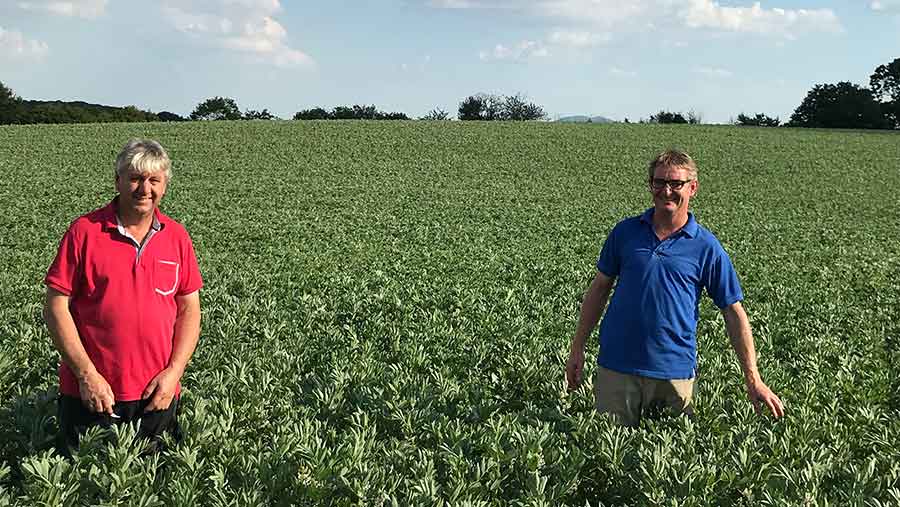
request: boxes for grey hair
[115,139,172,180]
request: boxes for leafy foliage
[243,109,279,121]
[293,105,409,121]
[157,111,186,122]
[458,93,543,121]
[869,57,900,129]
[0,122,898,505]
[502,94,547,121]
[788,82,888,129]
[649,111,688,124]
[190,97,242,121]
[294,107,330,120]
[0,83,158,124]
[735,113,780,127]
[420,108,450,121]
[0,82,21,125]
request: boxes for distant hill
[557,115,615,124]
[3,100,158,125]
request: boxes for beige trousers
[594,366,695,427]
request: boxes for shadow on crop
[884,327,900,412]
[0,386,59,488]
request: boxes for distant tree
[458,93,504,120]
[293,105,408,120]
[483,94,505,121]
[686,110,702,125]
[735,113,780,127]
[870,57,900,128]
[377,111,409,120]
[503,93,546,121]
[190,96,242,121]
[293,107,330,120]
[458,95,486,120]
[650,110,688,124]
[4,98,156,124]
[0,81,22,124]
[458,93,543,121]
[120,105,158,122]
[788,82,887,129]
[351,104,378,119]
[243,108,279,120]
[158,111,186,122]
[1,81,18,106]
[331,106,355,119]
[420,108,450,121]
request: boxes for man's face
[649,164,697,215]
[115,167,167,217]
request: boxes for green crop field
[0,121,898,506]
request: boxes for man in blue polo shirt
[566,149,784,426]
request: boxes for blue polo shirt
[596,208,743,380]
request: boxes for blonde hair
[648,149,697,180]
[115,139,171,180]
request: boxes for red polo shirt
[45,199,203,401]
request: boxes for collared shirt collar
[639,207,699,238]
[102,197,163,231]
[116,213,161,234]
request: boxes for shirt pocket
[154,260,180,296]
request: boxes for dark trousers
[57,394,182,456]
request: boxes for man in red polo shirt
[43,138,202,453]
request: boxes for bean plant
[0,121,898,505]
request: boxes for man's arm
[142,291,201,412]
[721,301,785,418]
[566,271,615,390]
[43,287,115,414]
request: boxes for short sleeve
[595,225,620,278]
[45,225,81,296]
[702,244,744,309]
[177,233,203,296]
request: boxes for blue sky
[1,0,899,122]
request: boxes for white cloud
[548,30,610,47]
[162,0,313,68]
[0,27,49,59]
[537,0,653,26]
[694,66,733,78]
[479,39,549,61]
[16,0,107,18]
[609,66,637,77]
[428,0,535,7]
[870,0,900,10]
[480,29,611,63]
[680,0,842,37]
[429,0,842,39]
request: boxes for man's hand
[746,379,785,419]
[567,272,614,391]
[720,302,785,419]
[566,346,586,390]
[142,367,182,412]
[78,370,115,415]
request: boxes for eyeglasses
[649,178,693,191]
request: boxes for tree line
[2,57,898,128]
[734,57,898,129]
[638,57,899,128]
